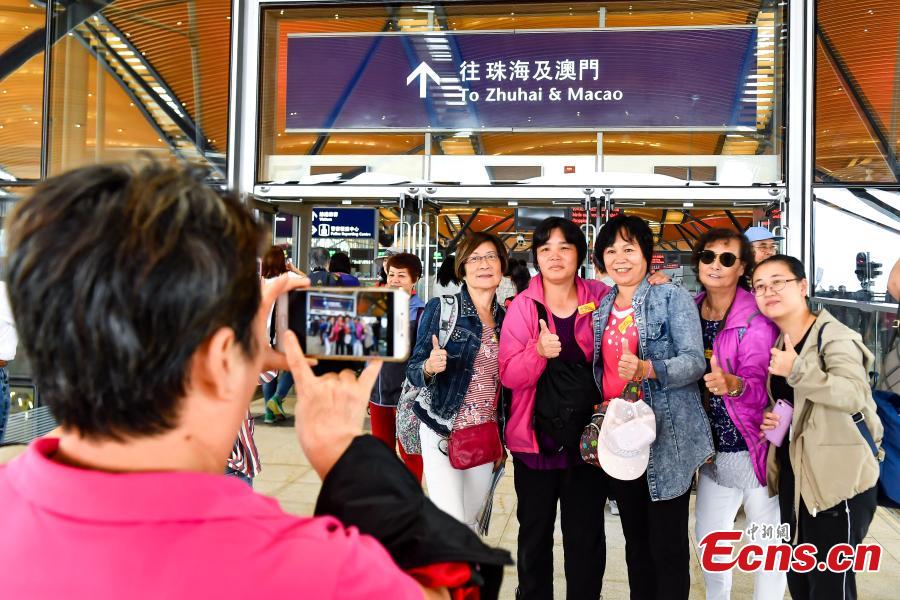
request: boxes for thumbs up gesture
[425,334,448,376]
[618,338,643,381]
[768,334,798,377]
[704,355,734,397]
[536,319,562,359]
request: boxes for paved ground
[3,393,899,599]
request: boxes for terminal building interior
[0,1,898,597]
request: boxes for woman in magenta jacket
[691,228,784,600]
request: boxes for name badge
[577,302,596,315]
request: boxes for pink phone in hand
[764,399,793,447]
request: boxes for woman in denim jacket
[591,215,713,600]
[407,232,507,528]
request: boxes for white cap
[598,398,657,480]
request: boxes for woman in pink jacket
[691,228,784,600]
[499,217,610,599]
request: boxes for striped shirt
[452,328,500,430]
[227,410,261,478]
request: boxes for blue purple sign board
[286,28,757,130]
[311,208,377,239]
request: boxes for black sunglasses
[699,250,738,268]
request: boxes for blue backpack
[818,323,900,507]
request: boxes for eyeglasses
[751,278,798,296]
[465,253,500,265]
[699,250,739,268]
[752,242,778,251]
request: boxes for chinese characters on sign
[311,208,377,239]
[286,29,757,130]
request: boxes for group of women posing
[396,215,882,600]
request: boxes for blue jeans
[262,371,294,402]
[224,466,253,487]
[0,368,9,444]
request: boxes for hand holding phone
[762,399,793,447]
[276,287,410,362]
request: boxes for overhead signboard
[311,208,377,239]
[286,28,757,131]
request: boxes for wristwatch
[727,377,745,397]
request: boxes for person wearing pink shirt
[0,161,510,600]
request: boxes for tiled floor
[247,396,900,599]
[3,394,899,599]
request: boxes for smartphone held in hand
[276,287,410,361]
[764,399,793,447]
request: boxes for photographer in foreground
[0,162,509,599]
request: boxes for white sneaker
[609,499,619,515]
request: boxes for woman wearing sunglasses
[407,232,508,529]
[755,255,882,600]
[690,229,785,600]
[591,215,713,600]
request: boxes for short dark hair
[436,254,459,286]
[532,217,587,267]
[593,214,655,273]
[385,252,423,282]
[5,161,265,440]
[455,232,508,281]
[691,228,755,290]
[329,252,353,274]
[752,254,807,282]
[261,245,288,278]
[507,258,533,295]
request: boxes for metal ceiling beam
[724,210,746,232]
[483,214,514,233]
[447,208,481,250]
[814,197,900,236]
[847,188,900,224]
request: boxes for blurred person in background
[0,280,17,443]
[369,253,427,482]
[432,254,462,298]
[743,227,782,265]
[260,246,299,424]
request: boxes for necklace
[702,299,727,321]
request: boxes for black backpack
[532,301,599,450]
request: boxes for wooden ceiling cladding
[103,0,232,153]
[6,1,897,184]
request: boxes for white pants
[695,472,787,600]
[420,424,494,528]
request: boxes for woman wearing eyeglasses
[755,255,882,600]
[690,229,785,600]
[406,232,508,529]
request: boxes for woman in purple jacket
[691,228,785,600]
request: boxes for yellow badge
[577,301,596,315]
[705,348,714,360]
[617,314,634,334]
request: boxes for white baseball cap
[598,398,657,480]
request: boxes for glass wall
[814,0,899,183]
[0,1,46,180]
[0,0,232,183]
[257,1,787,186]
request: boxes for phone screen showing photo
[287,289,395,358]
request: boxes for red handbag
[448,421,502,470]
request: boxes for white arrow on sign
[406,61,442,99]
